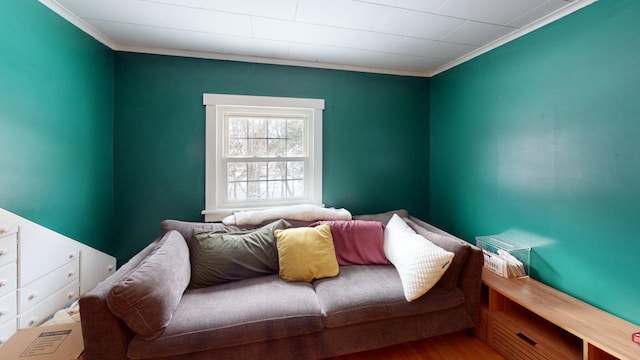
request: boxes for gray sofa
[79,212,483,360]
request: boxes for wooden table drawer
[487,310,582,360]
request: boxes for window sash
[224,114,308,158]
[223,158,309,205]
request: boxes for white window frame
[202,94,324,222]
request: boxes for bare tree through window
[226,115,306,201]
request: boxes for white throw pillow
[384,214,455,302]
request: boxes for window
[202,94,324,222]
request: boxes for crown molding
[38,0,116,48]
[428,0,598,77]
[114,44,432,77]
[39,0,597,78]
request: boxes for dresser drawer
[18,227,79,286]
[487,311,581,360]
[0,317,17,347]
[0,290,17,326]
[18,258,79,312]
[0,232,17,267]
[18,279,79,329]
[0,262,17,298]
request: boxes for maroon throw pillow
[311,220,389,266]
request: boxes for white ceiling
[41,0,596,77]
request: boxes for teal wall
[430,0,639,325]
[0,1,114,252]
[114,53,430,261]
[5,0,635,327]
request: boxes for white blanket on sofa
[222,204,352,226]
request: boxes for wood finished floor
[78,332,503,360]
[329,332,506,360]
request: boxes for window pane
[287,119,304,156]
[247,118,267,138]
[247,181,266,199]
[287,119,304,139]
[228,162,248,201]
[287,139,304,156]
[228,117,247,138]
[267,139,286,156]
[268,118,287,138]
[287,162,304,180]
[228,138,248,157]
[268,180,285,198]
[227,181,247,201]
[248,139,267,157]
[289,180,304,197]
[268,162,286,180]
[248,162,267,181]
[226,161,305,202]
[228,162,247,181]
[227,116,306,158]
[228,117,248,157]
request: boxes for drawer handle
[517,332,538,346]
[67,292,75,299]
[28,292,38,301]
[28,318,37,326]
[68,271,75,277]
[0,249,8,256]
[0,309,6,316]
[68,253,76,259]
[0,280,6,287]
[107,264,114,272]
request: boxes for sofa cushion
[160,220,239,246]
[127,275,325,359]
[106,230,190,340]
[405,217,470,290]
[311,220,389,266]
[384,214,454,302]
[161,219,314,239]
[313,265,465,328]
[275,225,339,282]
[353,209,408,225]
[189,219,291,288]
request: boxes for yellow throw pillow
[275,225,339,282]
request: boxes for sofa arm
[79,238,160,360]
[407,216,483,325]
[79,292,134,360]
[457,244,483,325]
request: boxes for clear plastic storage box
[476,235,530,279]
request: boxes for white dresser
[0,229,18,345]
[0,209,116,346]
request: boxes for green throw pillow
[189,219,292,288]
